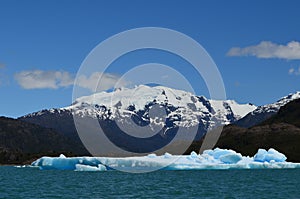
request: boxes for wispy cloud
[227,41,300,60]
[75,72,128,92]
[14,70,74,89]
[0,63,5,69]
[14,70,128,91]
[288,67,300,76]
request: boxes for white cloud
[288,67,300,75]
[14,70,128,91]
[75,72,128,92]
[289,68,295,74]
[14,70,74,89]
[227,41,300,60]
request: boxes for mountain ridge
[19,85,257,155]
[234,91,300,128]
[21,85,256,130]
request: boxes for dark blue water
[0,166,299,199]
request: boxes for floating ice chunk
[36,157,80,170]
[253,149,268,162]
[203,148,242,164]
[31,156,102,170]
[147,154,157,158]
[59,154,66,158]
[14,165,27,168]
[164,152,172,159]
[254,148,287,162]
[190,151,198,159]
[204,148,237,159]
[219,153,242,164]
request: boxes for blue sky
[1,0,300,118]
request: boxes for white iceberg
[31,148,300,172]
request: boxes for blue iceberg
[31,148,300,172]
[253,149,287,162]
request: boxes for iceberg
[253,148,287,162]
[31,148,300,172]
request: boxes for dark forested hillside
[0,117,88,164]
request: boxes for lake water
[0,166,299,198]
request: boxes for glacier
[31,148,300,172]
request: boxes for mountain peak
[41,85,255,130]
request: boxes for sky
[1,0,300,118]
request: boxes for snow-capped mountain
[17,88,300,156]
[24,85,256,131]
[235,91,300,128]
[20,85,256,154]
